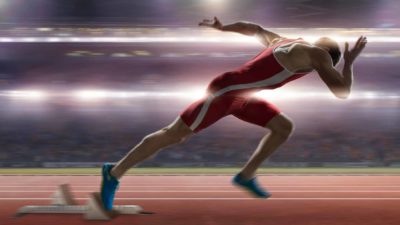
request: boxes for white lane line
[2,185,400,188]
[1,197,400,201]
[1,190,400,193]
[0,185,233,188]
[1,174,399,176]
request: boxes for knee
[269,115,295,138]
[283,119,295,137]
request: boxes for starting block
[16,184,145,220]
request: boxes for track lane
[1,175,400,225]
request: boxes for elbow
[334,87,351,99]
[336,93,349,100]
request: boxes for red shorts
[180,94,280,133]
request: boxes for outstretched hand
[198,16,223,30]
[344,36,367,65]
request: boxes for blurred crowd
[0,111,398,167]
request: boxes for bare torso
[272,38,315,74]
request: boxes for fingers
[200,17,219,23]
[355,35,363,47]
[346,36,367,53]
[198,18,212,26]
[355,36,367,49]
[344,42,349,53]
[359,36,367,49]
[198,17,217,26]
[344,36,367,64]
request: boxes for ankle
[238,171,255,180]
[110,168,121,180]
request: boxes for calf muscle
[111,118,192,179]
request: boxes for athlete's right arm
[198,17,281,47]
[312,50,352,99]
[311,36,367,99]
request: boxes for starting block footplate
[15,183,144,220]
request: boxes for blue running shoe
[232,173,271,198]
[100,163,120,211]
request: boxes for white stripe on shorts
[189,69,293,131]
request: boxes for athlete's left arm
[198,17,281,47]
[311,36,367,99]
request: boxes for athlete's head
[314,37,341,66]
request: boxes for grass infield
[0,167,399,175]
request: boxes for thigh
[179,95,233,133]
[232,97,281,128]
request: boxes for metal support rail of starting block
[15,184,147,220]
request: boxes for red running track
[0,175,400,225]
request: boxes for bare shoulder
[306,46,333,68]
[302,45,324,55]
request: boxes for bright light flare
[0,28,399,43]
[255,90,335,100]
[74,90,111,100]
[4,90,48,101]
[0,35,398,43]
[182,88,206,100]
[0,89,398,102]
[205,0,227,7]
[74,89,206,101]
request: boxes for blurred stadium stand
[0,109,397,168]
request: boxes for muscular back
[273,41,316,74]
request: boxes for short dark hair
[314,37,341,66]
[328,46,341,66]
